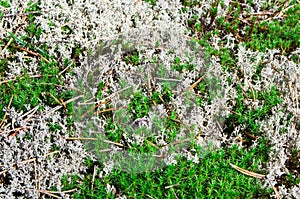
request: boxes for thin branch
[0,74,52,85]
[34,190,61,199]
[44,95,84,116]
[0,15,27,57]
[0,151,59,174]
[15,45,50,63]
[31,188,78,199]
[229,163,266,179]
[180,73,206,97]
[165,184,180,189]
[65,137,124,147]
[91,165,97,191]
[0,94,13,130]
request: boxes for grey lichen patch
[73,21,226,173]
[0,0,299,198]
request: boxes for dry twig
[229,163,281,199]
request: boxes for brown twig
[33,188,77,199]
[229,163,281,199]
[36,82,80,91]
[20,105,39,122]
[245,78,256,100]
[162,138,190,147]
[229,163,265,179]
[180,74,206,97]
[65,137,124,147]
[81,98,112,118]
[165,184,180,189]
[34,159,40,199]
[7,126,30,138]
[48,92,64,107]
[0,151,59,175]
[151,78,165,103]
[15,45,50,63]
[44,95,84,116]
[0,106,39,137]
[0,126,29,135]
[65,137,99,141]
[244,131,257,140]
[271,64,293,101]
[34,190,61,199]
[95,107,122,115]
[0,15,27,57]
[0,74,53,85]
[91,165,97,191]
[0,95,13,130]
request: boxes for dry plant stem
[98,149,113,153]
[180,73,206,97]
[78,86,131,106]
[155,77,182,82]
[166,116,182,124]
[245,77,255,100]
[220,104,241,116]
[1,106,39,136]
[147,71,152,97]
[48,92,64,107]
[271,64,294,101]
[16,46,50,63]
[1,106,40,137]
[162,137,190,147]
[165,184,180,199]
[37,82,80,91]
[165,184,180,189]
[0,15,27,57]
[103,139,123,147]
[36,188,78,194]
[0,74,53,85]
[1,2,50,62]
[237,137,247,143]
[44,95,84,116]
[0,95,13,130]
[60,98,67,109]
[10,126,31,138]
[35,190,61,199]
[229,163,265,179]
[1,11,40,18]
[20,105,39,121]
[216,120,224,133]
[151,78,165,103]
[65,137,124,147]
[0,126,29,135]
[0,151,59,175]
[147,71,158,106]
[91,165,97,191]
[32,188,77,199]
[34,159,40,199]
[244,131,258,140]
[266,177,282,199]
[236,75,249,99]
[229,163,281,199]
[293,72,299,117]
[145,140,160,149]
[65,137,99,141]
[58,63,73,75]
[264,0,289,22]
[81,98,112,118]
[95,107,122,115]
[171,188,179,199]
[146,194,155,199]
